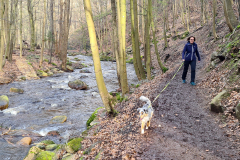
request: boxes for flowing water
[0,54,139,160]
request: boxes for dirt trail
[141,49,240,159]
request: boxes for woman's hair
[187,36,196,42]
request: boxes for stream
[0,54,139,160]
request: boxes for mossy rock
[66,65,74,72]
[235,103,240,121]
[24,146,43,160]
[10,88,24,94]
[37,70,48,77]
[67,137,83,152]
[45,144,59,151]
[0,95,9,110]
[62,153,77,160]
[35,151,56,160]
[95,151,102,160]
[20,76,26,81]
[40,140,55,145]
[210,90,229,113]
[86,107,104,127]
[68,80,88,90]
[50,116,67,124]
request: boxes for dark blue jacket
[182,42,201,61]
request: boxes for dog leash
[148,62,184,108]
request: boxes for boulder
[235,102,240,121]
[66,138,83,153]
[37,70,48,77]
[68,80,88,90]
[0,95,9,110]
[40,140,55,145]
[211,51,218,61]
[62,154,77,160]
[47,131,60,137]
[210,90,228,113]
[10,88,24,94]
[72,63,84,69]
[66,65,74,72]
[79,69,91,73]
[45,144,58,151]
[35,151,56,160]
[0,77,12,84]
[24,146,43,160]
[50,115,67,124]
[17,137,32,145]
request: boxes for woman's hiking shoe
[182,80,186,83]
[190,82,196,86]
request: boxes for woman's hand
[182,59,185,61]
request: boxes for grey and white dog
[137,96,154,134]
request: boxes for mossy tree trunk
[225,0,239,29]
[146,0,151,80]
[0,0,4,72]
[117,0,129,95]
[150,0,167,73]
[83,0,115,113]
[20,0,23,58]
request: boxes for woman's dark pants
[182,60,196,82]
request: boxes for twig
[1,127,12,136]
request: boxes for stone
[0,95,9,110]
[10,88,24,94]
[24,146,43,160]
[79,69,91,73]
[210,90,228,113]
[47,71,54,76]
[66,65,74,72]
[35,151,56,160]
[37,70,48,77]
[45,144,58,151]
[72,62,84,69]
[50,116,67,124]
[17,137,32,145]
[47,131,60,137]
[66,138,83,153]
[68,80,88,90]
[235,103,240,121]
[62,154,77,160]
[0,77,12,84]
[40,140,55,145]
[211,51,218,61]
[211,61,215,68]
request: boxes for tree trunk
[83,0,115,114]
[224,0,234,32]
[27,0,35,50]
[111,0,121,86]
[213,0,217,40]
[20,0,23,58]
[238,0,240,21]
[225,0,239,28]
[40,0,47,67]
[61,0,71,70]
[163,6,168,49]
[49,0,54,63]
[117,0,129,95]
[146,0,151,80]
[150,0,167,73]
[0,0,4,71]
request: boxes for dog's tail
[140,96,151,106]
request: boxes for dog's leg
[141,122,145,134]
[146,121,150,129]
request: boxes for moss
[20,76,26,80]
[162,67,168,73]
[35,151,55,160]
[126,58,133,64]
[10,88,24,93]
[24,146,43,160]
[94,151,102,160]
[86,107,104,127]
[51,62,57,66]
[44,59,49,62]
[67,138,83,152]
[40,140,55,145]
[136,84,140,88]
[27,62,32,66]
[81,63,88,67]
[0,95,9,110]
[225,33,231,38]
[180,31,189,39]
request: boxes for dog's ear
[137,108,140,111]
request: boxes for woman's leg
[182,61,190,80]
[190,60,196,82]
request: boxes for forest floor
[73,18,240,160]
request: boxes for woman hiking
[182,36,201,85]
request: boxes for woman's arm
[182,44,187,60]
[196,44,201,61]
